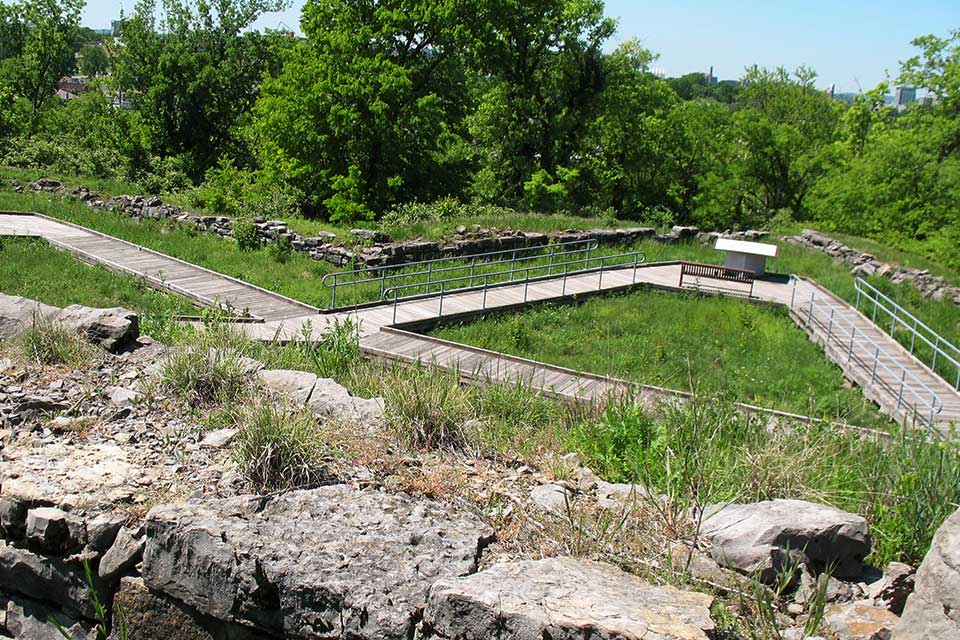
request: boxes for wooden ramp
[3,210,957,433]
[789,279,960,432]
[0,211,316,321]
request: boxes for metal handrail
[321,238,599,308]
[792,288,943,429]
[383,250,647,324]
[854,277,960,389]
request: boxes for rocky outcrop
[423,557,715,640]
[55,304,139,352]
[0,294,58,339]
[895,507,960,639]
[256,368,385,425]
[0,293,139,351]
[700,499,871,581]
[784,229,960,305]
[142,486,494,639]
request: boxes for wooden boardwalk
[3,210,958,432]
[0,211,316,321]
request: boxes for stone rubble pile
[17,177,772,273]
[784,229,960,305]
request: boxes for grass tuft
[232,401,329,492]
[160,341,248,406]
[16,315,96,366]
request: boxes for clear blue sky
[81,0,958,93]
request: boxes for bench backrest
[680,260,756,284]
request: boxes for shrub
[232,219,260,251]
[160,342,248,405]
[232,401,328,491]
[16,316,96,366]
[267,235,292,263]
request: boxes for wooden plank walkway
[788,278,960,430]
[0,211,317,321]
[3,210,957,432]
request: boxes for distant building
[111,20,124,36]
[894,86,917,111]
[705,65,717,84]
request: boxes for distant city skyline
[79,0,958,94]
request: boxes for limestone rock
[1,441,141,512]
[1,590,97,640]
[113,576,269,640]
[99,526,145,581]
[258,368,386,426]
[25,506,85,554]
[199,428,237,449]
[307,377,385,425]
[106,385,141,407]
[84,512,127,554]
[824,603,898,640]
[895,507,960,639]
[700,499,870,582]
[55,305,139,352]
[529,483,570,513]
[143,486,493,639]
[865,562,914,615]
[423,557,715,639]
[0,294,58,339]
[0,541,101,619]
[256,368,317,405]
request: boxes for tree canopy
[0,0,957,268]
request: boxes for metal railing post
[870,346,880,385]
[427,261,433,291]
[598,257,604,290]
[896,370,906,410]
[848,326,856,362]
[790,278,797,309]
[827,309,835,343]
[331,274,337,308]
[633,255,639,284]
[482,275,488,311]
[438,281,444,317]
[392,294,398,324]
[890,306,897,336]
[524,268,529,302]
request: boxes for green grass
[0,236,193,340]
[432,289,895,427]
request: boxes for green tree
[0,0,84,131]
[114,0,289,180]
[809,31,960,268]
[78,43,108,76]
[698,65,841,225]
[578,40,681,217]
[253,0,471,222]
[465,0,615,206]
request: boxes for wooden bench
[679,261,756,297]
